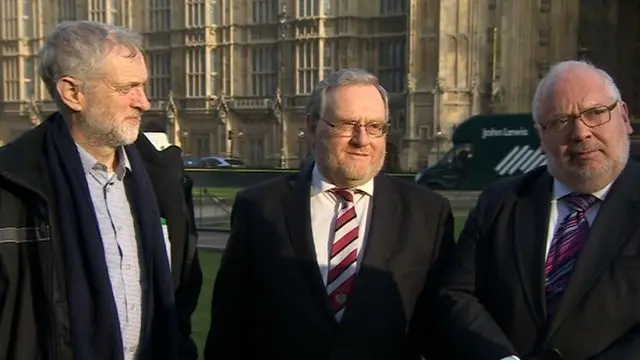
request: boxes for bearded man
[204,68,455,360]
[437,60,640,360]
[0,21,202,360]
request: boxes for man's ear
[56,76,85,112]
[620,101,633,135]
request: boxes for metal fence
[192,190,481,230]
[193,191,232,229]
[185,168,416,188]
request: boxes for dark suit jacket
[437,163,640,360]
[135,134,203,359]
[204,165,455,360]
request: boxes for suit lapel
[358,175,400,270]
[513,171,552,328]
[282,165,335,318]
[549,162,640,336]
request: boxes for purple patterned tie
[544,193,598,320]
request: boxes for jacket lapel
[513,171,553,328]
[338,175,400,325]
[357,175,400,271]
[282,164,335,319]
[549,162,640,336]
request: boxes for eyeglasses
[320,118,389,138]
[538,101,619,132]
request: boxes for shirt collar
[552,178,612,202]
[310,163,374,198]
[75,143,132,179]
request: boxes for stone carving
[212,93,230,124]
[278,0,288,25]
[27,96,42,127]
[470,76,480,94]
[406,73,417,93]
[540,0,551,13]
[491,77,502,102]
[164,90,178,124]
[272,88,283,123]
[278,1,288,40]
[430,75,445,95]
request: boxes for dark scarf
[43,113,177,360]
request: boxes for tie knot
[564,193,598,213]
[330,188,355,203]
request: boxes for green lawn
[190,215,468,357]
[191,250,221,358]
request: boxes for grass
[191,250,221,358]
[190,215,468,357]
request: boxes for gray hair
[306,68,389,122]
[38,20,143,110]
[532,60,621,123]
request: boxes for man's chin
[341,168,378,185]
[110,134,138,148]
[122,128,141,145]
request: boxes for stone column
[213,93,230,155]
[400,0,422,171]
[276,1,289,169]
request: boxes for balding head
[533,60,632,193]
[532,60,621,124]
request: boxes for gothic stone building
[0,0,638,170]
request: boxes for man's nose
[351,125,371,146]
[570,116,593,141]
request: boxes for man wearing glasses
[438,60,640,359]
[205,68,455,360]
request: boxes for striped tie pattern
[545,193,598,320]
[327,188,359,321]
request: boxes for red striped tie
[327,188,359,321]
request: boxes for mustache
[566,142,600,155]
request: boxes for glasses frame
[537,100,619,132]
[320,118,390,138]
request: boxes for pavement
[197,230,229,251]
[193,200,231,219]
[192,195,231,251]
[193,198,232,230]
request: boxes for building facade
[0,0,638,170]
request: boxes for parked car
[182,155,200,167]
[198,156,247,168]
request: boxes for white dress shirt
[501,179,612,360]
[309,164,374,285]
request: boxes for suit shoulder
[485,166,546,192]
[384,175,449,207]
[478,166,548,206]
